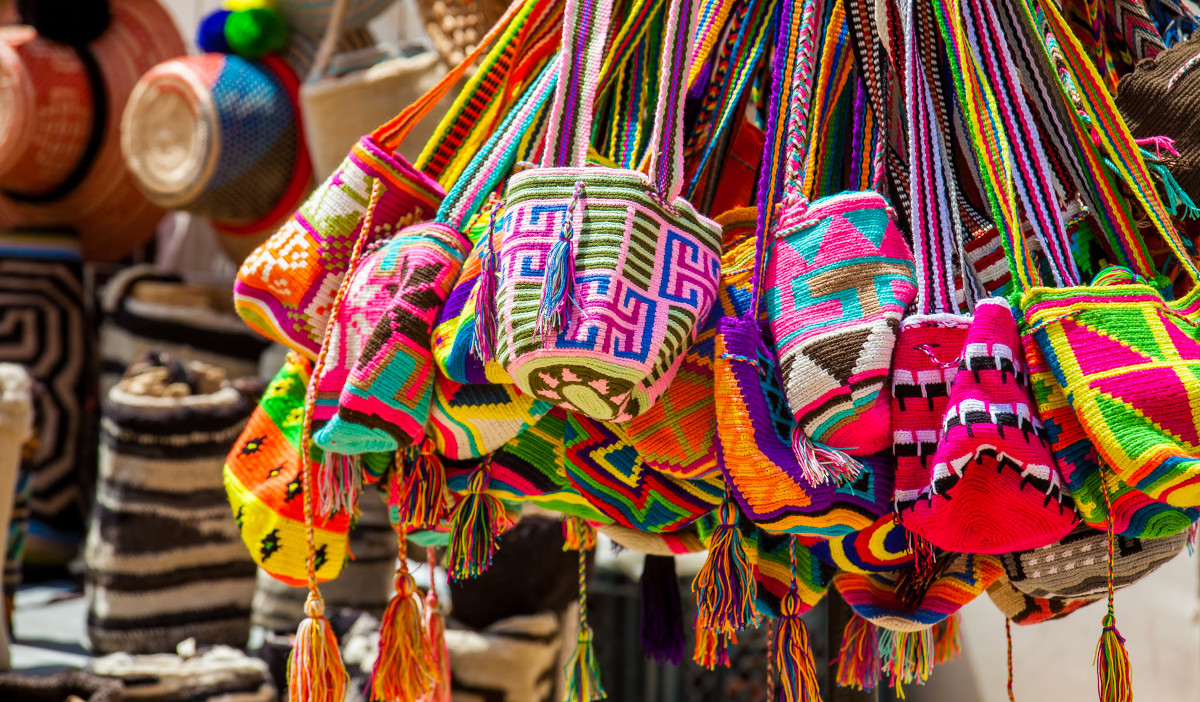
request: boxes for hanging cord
[1094,469,1132,702]
[1006,617,1016,702]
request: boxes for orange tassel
[693,625,736,670]
[775,592,820,702]
[835,613,880,691]
[1095,470,1132,702]
[563,515,597,551]
[372,569,435,701]
[288,594,349,702]
[933,613,962,665]
[421,548,451,702]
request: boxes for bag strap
[800,0,854,201]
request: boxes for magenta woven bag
[485,0,722,423]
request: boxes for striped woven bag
[486,0,723,423]
[890,0,1078,556]
[762,0,916,460]
[233,0,560,359]
[716,0,894,538]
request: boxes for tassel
[421,548,451,702]
[1187,521,1198,556]
[1134,135,1180,157]
[639,555,685,665]
[565,542,606,701]
[537,180,584,335]
[790,425,863,486]
[318,453,361,518]
[897,538,942,607]
[775,592,820,702]
[473,205,500,362]
[692,499,760,633]
[880,628,934,699]
[836,613,881,692]
[288,594,349,702]
[692,625,735,670]
[933,613,962,665]
[446,462,506,580]
[1095,479,1133,702]
[371,556,435,701]
[402,438,448,530]
[563,515,597,551]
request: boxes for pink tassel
[473,205,500,362]
[790,425,863,486]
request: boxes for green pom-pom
[225,7,288,59]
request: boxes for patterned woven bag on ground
[313,62,560,456]
[86,354,261,655]
[985,576,1098,626]
[763,0,916,459]
[233,0,558,358]
[998,523,1186,600]
[716,0,894,538]
[222,354,350,587]
[488,0,723,423]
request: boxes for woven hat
[985,577,1098,626]
[0,0,186,262]
[998,524,1187,600]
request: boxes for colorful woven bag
[233,0,558,358]
[488,0,723,423]
[428,371,552,461]
[222,354,349,586]
[985,577,1098,626]
[716,0,893,538]
[762,0,916,459]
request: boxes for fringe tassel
[639,555,685,666]
[880,628,934,700]
[692,500,759,633]
[1096,471,1133,702]
[836,613,881,692]
[563,516,597,551]
[421,548,451,702]
[790,425,863,486]
[288,594,349,702]
[473,205,500,362]
[371,568,434,700]
[1147,160,1200,219]
[692,626,735,670]
[447,463,505,581]
[402,439,447,530]
[565,540,605,701]
[318,453,361,518]
[775,592,820,702]
[537,180,584,335]
[933,613,962,665]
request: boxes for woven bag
[428,371,552,460]
[985,576,1098,626]
[805,511,912,574]
[488,0,722,423]
[890,13,1078,555]
[763,0,916,458]
[716,0,893,538]
[233,0,559,359]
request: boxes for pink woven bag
[485,0,722,423]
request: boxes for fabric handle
[542,0,618,168]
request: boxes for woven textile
[985,577,1098,626]
[86,356,260,655]
[313,221,469,453]
[234,136,443,358]
[562,413,724,532]
[429,371,552,461]
[223,354,350,587]
[999,523,1186,600]
[765,190,916,455]
[493,0,723,423]
[895,298,1079,554]
[834,553,1003,632]
[805,512,912,574]
[736,527,831,619]
[716,317,895,537]
[87,646,275,702]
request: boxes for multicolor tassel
[447,461,506,580]
[896,547,946,608]
[1095,481,1133,702]
[289,594,349,702]
[402,438,448,530]
[933,613,962,665]
[692,499,759,633]
[563,515,597,551]
[421,548,451,702]
[879,628,933,700]
[692,625,735,670]
[774,592,820,702]
[537,180,584,335]
[790,425,863,486]
[318,453,361,518]
[836,613,881,692]
[639,555,685,665]
[1187,521,1198,556]
[473,204,500,362]
[371,530,435,701]
[565,536,606,701]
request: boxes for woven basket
[414,0,512,65]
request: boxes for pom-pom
[836,613,881,692]
[197,9,232,53]
[225,7,289,59]
[692,500,759,634]
[17,0,111,45]
[288,595,349,702]
[639,555,685,665]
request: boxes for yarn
[372,529,435,701]
[932,613,961,665]
[16,0,111,44]
[402,439,448,530]
[447,464,506,580]
[879,627,933,699]
[196,10,232,53]
[423,548,452,702]
[564,541,606,702]
[692,500,760,634]
[835,613,881,692]
[774,592,819,702]
[638,555,685,666]
[692,626,734,670]
[225,7,289,59]
[287,595,348,702]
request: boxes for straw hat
[0,0,185,262]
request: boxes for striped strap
[543,0,617,168]
[646,0,700,200]
[801,0,855,200]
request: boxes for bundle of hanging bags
[221,0,1200,699]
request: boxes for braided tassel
[447,461,505,580]
[537,180,584,335]
[473,204,500,362]
[421,548,451,702]
[564,525,605,701]
[933,613,962,665]
[402,438,447,530]
[790,425,863,486]
[692,499,759,633]
[1095,480,1132,702]
[835,613,880,692]
[692,626,735,670]
[372,526,434,701]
